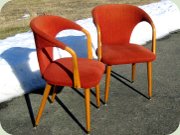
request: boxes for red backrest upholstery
[30,15,82,75]
[92,4,153,45]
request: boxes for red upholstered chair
[92,4,156,103]
[30,15,105,133]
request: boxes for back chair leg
[132,63,136,82]
[51,85,57,103]
[95,84,100,108]
[84,88,91,133]
[35,83,52,126]
[147,62,152,99]
[104,65,112,104]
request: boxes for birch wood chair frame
[92,4,156,103]
[30,15,105,133]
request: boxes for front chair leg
[147,62,152,99]
[104,65,112,104]
[84,88,91,134]
[95,84,100,108]
[132,63,136,82]
[51,85,57,103]
[35,83,52,126]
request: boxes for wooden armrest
[96,25,102,61]
[36,27,94,88]
[151,23,156,54]
[81,28,93,59]
[65,47,81,88]
[144,14,157,54]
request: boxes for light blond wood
[95,84,101,108]
[147,62,152,98]
[84,88,91,133]
[65,47,81,88]
[82,28,93,59]
[151,23,156,54]
[35,83,51,126]
[97,25,102,61]
[94,9,156,102]
[51,86,57,103]
[64,28,94,89]
[104,66,112,103]
[132,63,136,82]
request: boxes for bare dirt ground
[0,0,159,39]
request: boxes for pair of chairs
[30,4,156,134]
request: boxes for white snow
[0,0,180,103]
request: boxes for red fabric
[101,44,156,65]
[92,4,153,45]
[92,4,156,65]
[43,58,105,88]
[30,15,83,75]
[31,15,105,88]
[30,15,82,38]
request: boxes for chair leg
[51,85,57,103]
[35,83,51,126]
[84,88,91,133]
[104,65,112,104]
[95,84,100,108]
[147,62,152,98]
[132,63,136,82]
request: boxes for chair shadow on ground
[1,47,44,127]
[24,86,64,127]
[0,45,99,133]
[1,46,147,133]
[53,86,103,133]
[111,70,150,99]
[25,86,98,133]
[1,40,102,133]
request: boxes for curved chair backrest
[30,15,82,75]
[92,4,153,45]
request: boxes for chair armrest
[146,21,156,54]
[34,26,95,88]
[48,37,82,88]
[81,28,93,59]
[34,31,81,88]
[63,28,93,88]
[62,28,93,88]
[96,25,102,61]
[48,37,81,88]
[151,23,156,54]
[143,15,157,54]
[65,47,81,88]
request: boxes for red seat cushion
[101,44,156,65]
[43,58,105,88]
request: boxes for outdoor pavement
[0,31,180,135]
